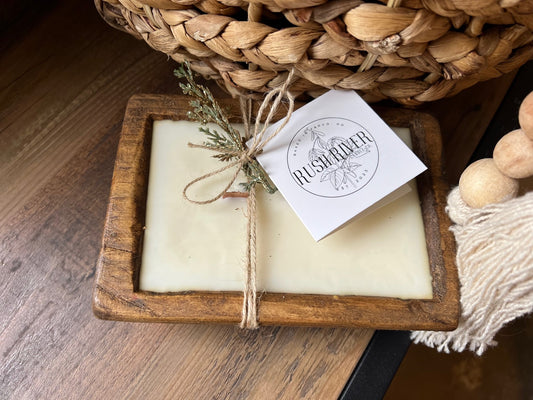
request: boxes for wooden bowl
[93,94,459,329]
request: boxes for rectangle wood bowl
[93,94,459,330]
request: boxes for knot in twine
[412,187,533,355]
[182,69,296,329]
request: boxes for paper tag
[254,90,427,241]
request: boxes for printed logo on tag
[287,117,379,198]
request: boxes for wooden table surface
[0,1,520,399]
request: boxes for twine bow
[183,69,295,328]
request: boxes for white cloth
[411,187,533,355]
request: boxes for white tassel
[411,187,533,355]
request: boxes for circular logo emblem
[287,117,379,198]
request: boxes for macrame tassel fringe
[411,187,533,355]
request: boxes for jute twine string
[183,69,296,329]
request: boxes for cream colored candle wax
[140,120,433,299]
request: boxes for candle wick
[222,191,249,199]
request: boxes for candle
[140,120,433,299]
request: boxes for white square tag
[254,90,427,241]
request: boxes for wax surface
[140,120,433,299]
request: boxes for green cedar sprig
[174,62,276,194]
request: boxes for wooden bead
[519,91,533,140]
[459,158,519,208]
[493,129,533,179]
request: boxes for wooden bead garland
[519,92,533,140]
[493,129,533,179]
[459,159,519,208]
[459,90,533,208]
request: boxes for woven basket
[95,0,533,104]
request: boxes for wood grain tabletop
[0,1,517,399]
